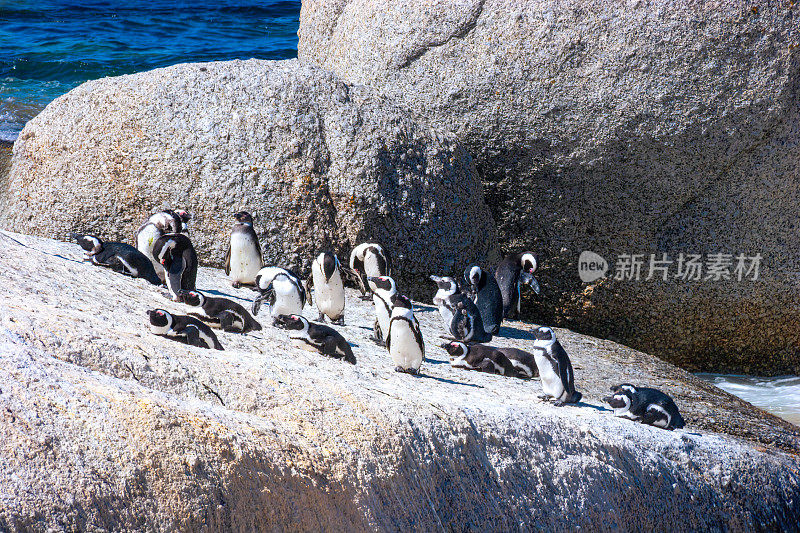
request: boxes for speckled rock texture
[0,59,497,291]
[0,232,798,531]
[298,0,800,374]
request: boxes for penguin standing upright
[72,234,161,285]
[308,252,346,324]
[386,294,424,374]
[152,233,198,301]
[531,326,581,405]
[135,209,191,282]
[274,314,355,364]
[251,266,306,322]
[224,211,263,288]
[367,275,397,345]
[463,265,504,335]
[349,243,391,299]
[494,252,541,319]
[603,384,685,430]
[429,275,492,343]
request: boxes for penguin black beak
[251,294,264,316]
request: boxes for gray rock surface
[0,231,798,531]
[0,59,497,291]
[298,0,800,374]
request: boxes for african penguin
[349,242,391,299]
[603,384,685,430]
[441,342,517,376]
[152,233,198,301]
[182,290,262,334]
[72,234,161,285]
[252,266,306,321]
[429,275,492,343]
[494,251,541,319]
[463,265,504,335]
[147,309,223,350]
[531,326,581,405]
[308,252,346,324]
[274,314,355,364]
[367,275,397,346]
[224,211,263,288]
[134,209,191,282]
[386,294,424,375]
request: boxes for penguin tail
[572,392,583,404]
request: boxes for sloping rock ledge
[0,232,798,531]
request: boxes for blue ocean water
[0,0,301,141]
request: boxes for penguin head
[72,234,103,255]
[533,326,555,342]
[463,265,483,290]
[234,211,253,226]
[441,341,468,358]
[147,309,172,329]
[611,383,638,395]
[176,210,192,232]
[603,385,635,410]
[182,291,204,307]
[520,252,538,274]
[319,252,339,281]
[429,275,458,295]
[274,314,309,332]
[391,293,413,310]
[368,275,396,295]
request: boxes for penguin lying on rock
[182,290,261,334]
[274,314,355,364]
[72,234,161,285]
[147,309,223,350]
[603,384,685,430]
[441,342,537,378]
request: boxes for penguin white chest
[313,267,345,319]
[229,233,261,284]
[373,295,392,335]
[270,279,304,317]
[534,350,563,398]
[137,224,165,279]
[389,320,423,370]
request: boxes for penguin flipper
[385,319,393,352]
[304,277,313,306]
[224,244,231,276]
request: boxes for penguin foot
[332,316,345,326]
[538,394,553,403]
[359,295,372,301]
[551,400,565,407]
[231,281,241,289]
[317,312,326,323]
[371,337,386,347]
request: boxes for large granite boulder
[0,232,798,530]
[298,0,800,374]
[0,59,497,289]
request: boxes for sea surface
[0,0,301,142]
[697,373,800,426]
